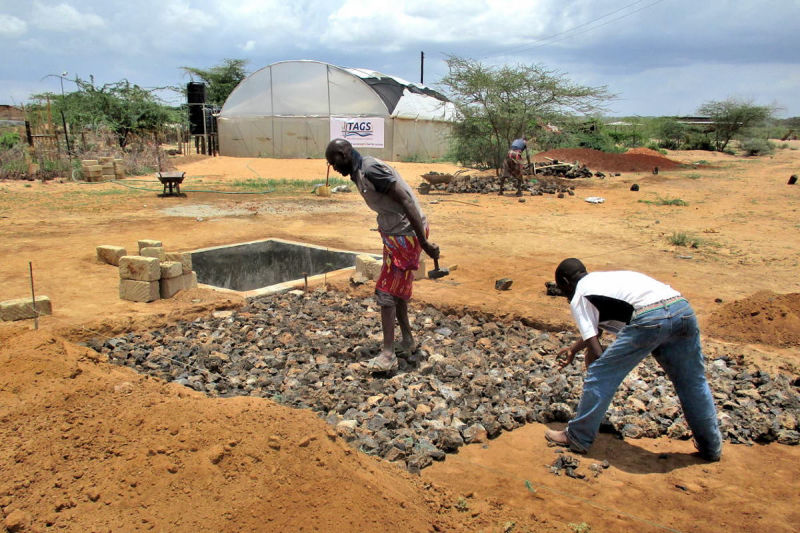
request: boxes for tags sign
[330,117,384,148]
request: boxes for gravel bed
[96,289,800,471]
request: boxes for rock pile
[443,175,577,196]
[98,290,800,471]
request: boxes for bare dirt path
[1,144,798,531]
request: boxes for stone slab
[140,246,166,261]
[96,245,127,266]
[120,280,159,302]
[414,256,426,281]
[119,255,160,281]
[165,252,192,274]
[160,261,183,279]
[138,239,162,253]
[0,296,52,321]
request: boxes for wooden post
[29,262,38,331]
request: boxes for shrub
[740,137,775,156]
[682,132,714,151]
[0,132,21,150]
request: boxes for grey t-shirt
[350,153,427,235]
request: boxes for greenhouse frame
[217,60,456,161]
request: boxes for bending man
[499,136,530,196]
[326,138,440,372]
[546,258,722,461]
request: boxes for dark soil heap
[535,148,682,172]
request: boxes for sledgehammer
[428,257,450,279]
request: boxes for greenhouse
[217,60,456,161]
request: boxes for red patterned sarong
[375,227,428,301]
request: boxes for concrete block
[140,246,166,261]
[120,280,159,302]
[365,258,383,280]
[160,261,183,279]
[355,254,383,280]
[159,275,185,299]
[413,256,427,281]
[355,254,373,277]
[165,252,192,274]
[81,159,99,167]
[138,239,162,253]
[96,245,127,266]
[119,255,160,281]
[185,271,197,289]
[0,296,52,321]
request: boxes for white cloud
[31,1,105,32]
[240,40,256,52]
[0,14,27,38]
[162,0,215,30]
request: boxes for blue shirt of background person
[510,137,527,151]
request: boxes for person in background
[499,136,530,196]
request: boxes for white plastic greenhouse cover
[220,60,455,121]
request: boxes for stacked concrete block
[81,160,102,182]
[138,240,162,253]
[140,246,166,261]
[165,252,192,274]
[355,254,383,281]
[119,256,160,302]
[96,245,127,266]
[113,158,125,179]
[0,296,52,321]
[159,261,184,298]
[98,156,115,181]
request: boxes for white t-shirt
[570,271,681,340]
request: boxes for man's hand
[422,241,440,260]
[556,345,577,369]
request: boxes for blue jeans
[566,299,722,459]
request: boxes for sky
[1,0,798,117]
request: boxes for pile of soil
[535,148,682,172]
[705,291,800,348]
[0,328,488,532]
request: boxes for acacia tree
[181,59,248,106]
[34,76,177,147]
[697,98,773,152]
[440,56,613,169]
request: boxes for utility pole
[59,72,72,156]
[420,51,424,84]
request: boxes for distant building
[0,105,24,122]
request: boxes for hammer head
[428,267,450,279]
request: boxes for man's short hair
[555,258,586,292]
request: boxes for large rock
[0,296,52,321]
[119,256,160,281]
[119,280,159,302]
[96,245,127,266]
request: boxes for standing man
[546,258,722,461]
[326,138,440,373]
[499,135,530,196]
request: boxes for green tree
[439,56,613,169]
[697,98,773,152]
[33,75,178,147]
[181,59,248,106]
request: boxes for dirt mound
[0,329,484,532]
[626,147,665,157]
[705,291,800,347]
[535,148,682,172]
